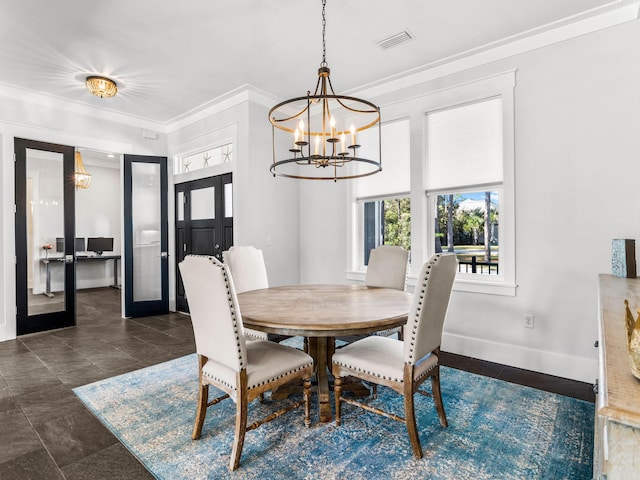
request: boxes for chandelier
[85,75,118,98]
[74,151,92,189]
[268,0,381,181]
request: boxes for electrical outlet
[524,313,534,329]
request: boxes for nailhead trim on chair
[187,254,247,369]
[333,360,404,383]
[246,363,313,390]
[203,363,313,391]
[220,260,245,369]
[407,254,442,366]
[203,370,237,391]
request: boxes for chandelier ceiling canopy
[268,0,381,181]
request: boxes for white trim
[452,279,516,297]
[166,84,278,133]
[442,332,598,383]
[0,82,165,132]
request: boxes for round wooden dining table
[237,284,412,422]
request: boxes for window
[174,143,233,175]
[354,119,410,268]
[348,71,515,294]
[435,190,499,275]
[424,76,515,295]
[426,97,503,278]
[363,197,411,265]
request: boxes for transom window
[174,143,233,175]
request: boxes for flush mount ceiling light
[268,0,381,181]
[74,151,92,189]
[85,75,118,98]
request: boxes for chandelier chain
[321,0,327,67]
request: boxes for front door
[15,138,76,335]
[123,154,169,317]
[175,173,233,312]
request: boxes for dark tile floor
[0,287,594,479]
[0,288,194,480]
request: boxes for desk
[40,254,121,297]
[237,284,411,422]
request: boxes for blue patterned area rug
[73,354,593,480]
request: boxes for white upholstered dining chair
[222,246,270,341]
[332,253,457,458]
[366,245,409,340]
[365,245,409,290]
[178,255,313,471]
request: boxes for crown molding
[165,84,279,133]
[0,81,166,132]
[349,1,640,100]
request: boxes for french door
[123,155,169,317]
[175,173,233,312]
[15,138,76,335]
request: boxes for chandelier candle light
[268,0,382,181]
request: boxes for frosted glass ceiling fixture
[268,0,381,181]
[85,75,118,98]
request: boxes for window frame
[423,74,516,296]
[355,193,412,270]
[348,71,516,295]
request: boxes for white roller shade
[426,97,502,191]
[355,118,410,199]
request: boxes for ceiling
[0,0,624,126]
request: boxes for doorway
[123,154,170,318]
[175,173,233,312]
[15,138,76,335]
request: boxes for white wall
[167,91,300,300]
[299,18,640,383]
[0,89,167,341]
[75,163,121,289]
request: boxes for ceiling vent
[377,30,413,49]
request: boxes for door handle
[160,251,168,259]
[65,255,74,264]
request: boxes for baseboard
[442,332,598,384]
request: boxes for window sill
[346,270,516,296]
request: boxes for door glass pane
[224,183,233,218]
[27,149,65,315]
[132,162,162,301]
[177,191,184,221]
[191,186,215,220]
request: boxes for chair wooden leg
[334,376,343,426]
[371,383,378,399]
[403,389,423,459]
[192,381,209,440]
[192,355,209,440]
[230,375,248,471]
[303,376,312,428]
[431,368,448,428]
